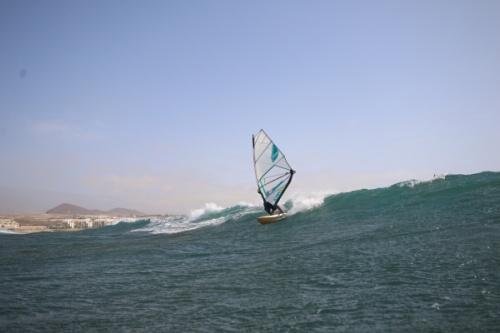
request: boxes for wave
[287,190,337,214]
[133,202,258,235]
[67,171,500,237]
[77,219,151,236]
[3,171,498,333]
[131,191,336,235]
[394,172,449,188]
[0,229,20,235]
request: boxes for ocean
[1,172,499,332]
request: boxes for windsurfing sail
[252,129,295,208]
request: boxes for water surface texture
[1,172,499,332]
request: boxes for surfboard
[257,213,287,225]
[252,129,295,224]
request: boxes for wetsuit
[264,201,276,215]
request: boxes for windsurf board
[257,213,287,224]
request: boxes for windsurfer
[258,189,286,215]
[265,202,285,215]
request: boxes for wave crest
[135,202,258,235]
[287,190,335,214]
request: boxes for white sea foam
[135,202,257,235]
[134,215,225,235]
[0,229,20,235]
[397,179,423,188]
[235,201,257,208]
[188,202,224,221]
[397,173,450,188]
[286,190,336,214]
[135,191,333,234]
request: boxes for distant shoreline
[0,213,169,234]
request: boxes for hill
[106,207,144,216]
[46,203,144,216]
[46,203,101,215]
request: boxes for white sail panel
[253,129,295,206]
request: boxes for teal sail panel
[252,129,295,206]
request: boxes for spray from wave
[134,202,259,235]
[130,175,456,235]
[395,173,449,188]
[287,190,337,214]
[133,191,335,235]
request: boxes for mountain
[46,203,144,216]
[46,203,101,215]
[106,207,144,216]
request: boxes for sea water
[1,172,499,332]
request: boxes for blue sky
[1,0,499,214]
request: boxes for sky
[1,0,499,215]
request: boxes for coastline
[0,213,168,234]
